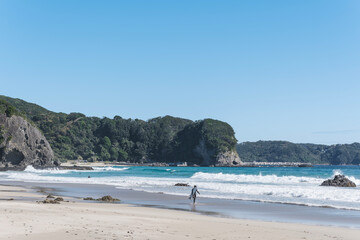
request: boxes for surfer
[189,185,200,204]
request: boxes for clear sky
[1,1,359,145]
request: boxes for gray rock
[215,151,242,166]
[46,194,55,198]
[175,183,189,187]
[41,199,60,204]
[194,139,242,166]
[0,114,56,167]
[320,175,356,187]
[83,197,96,201]
[97,195,120,202]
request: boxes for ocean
[1,165,359,211]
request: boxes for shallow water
[3,180,360,229]
[0,165,359,210]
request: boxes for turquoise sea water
[1,165,359,210]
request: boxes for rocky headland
[0,95,241,167]
[0,114,57,169]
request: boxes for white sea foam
[332,169,343,177]
[22,165,129,174]
[190,172,323,185]
[24,165,72,174]
[92,166,129,172]
[1,167,360,211]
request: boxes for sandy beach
[1,184,359,240]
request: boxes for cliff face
[171,119,242,166]
[215,151,242,166]
[0,114,56,168]
[194,139,242,166]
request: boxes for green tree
[100,147,111,161]
[103,136,112,149]
[5,105,16,117]
[110,147,119,160]
[118,149,128,161]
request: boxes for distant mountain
[237,141,360,165]
[0,95,240,166]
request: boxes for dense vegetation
[170,119,237,163]
[0,99,22,118]
[237,141,360,165]
[3,95,359,165]
[0,95,237,164]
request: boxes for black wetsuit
[190,187,200,203]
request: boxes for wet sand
[3,180,360,229]
[1,182,360,240]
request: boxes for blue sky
[1,1,359,144]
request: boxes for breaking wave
[190,172,324,184]
[1,166,359,211]
[23,165,129,174]
[92,166,129,172]
[24,165,72,174]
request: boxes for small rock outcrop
[41,199,60,204]
[175,183,189,187]
[320,175,356,187]
[0,114,56,168]
[39,195,64,204]
[83,197,96,201]
[97,195,120,202]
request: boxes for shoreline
[1,183,360,240]
[2,180,360,230]
[58,160,360,169]
[2,164,359,213]
[3,162,359,172]
[59,160,316,167]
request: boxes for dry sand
[0,184,359,240]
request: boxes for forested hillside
[237,141,360,165]
[0,95,239,165]
[3,95,359,165]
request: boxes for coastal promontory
[170,119,241,166]
[0,100,56,168]
[0,95,241,166]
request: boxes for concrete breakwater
[141,162,313,167]
[240,162,313,167]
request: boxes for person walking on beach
[189,185,200,204]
